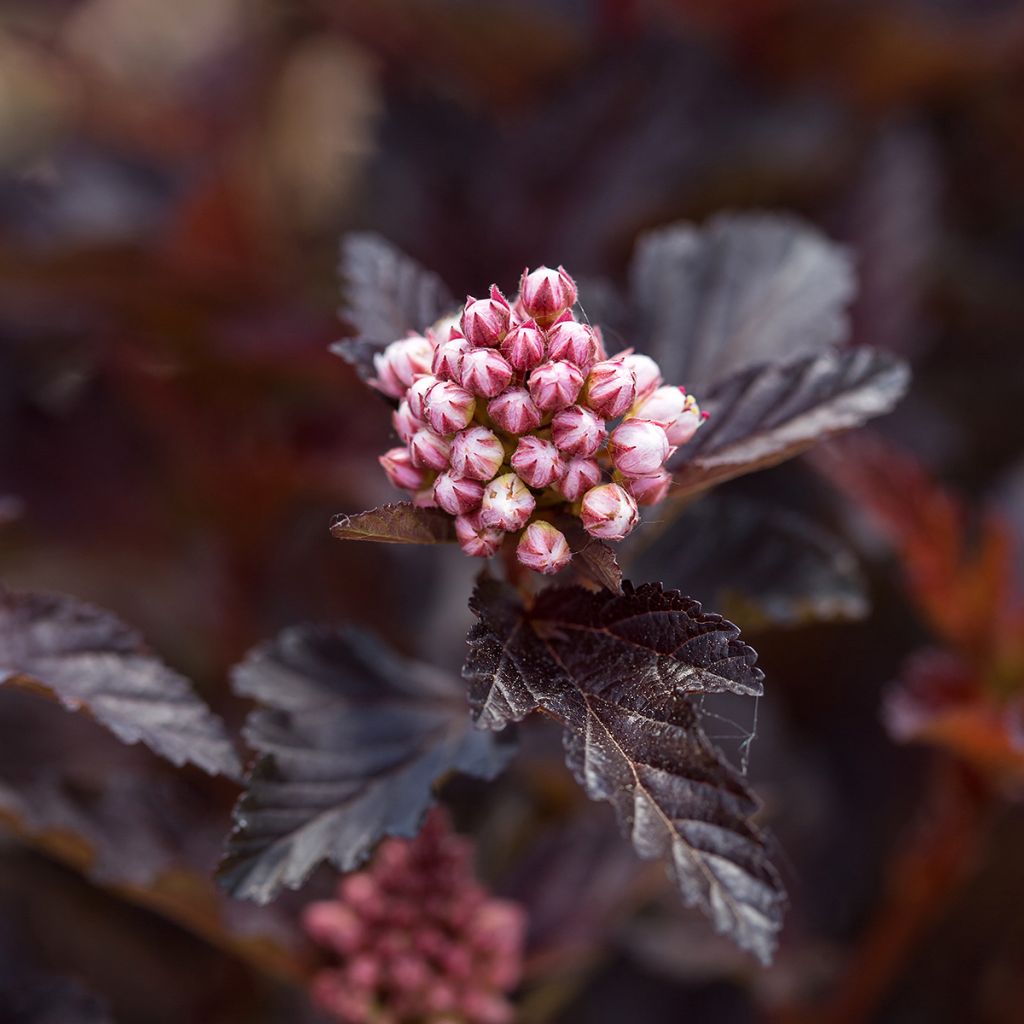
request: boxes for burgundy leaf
[330,502,456,544]
[0,590,240,778]
[219,625,514,904]
[672,347,909,498]
[558,516,624,593]
[463,579,783,962]
[630,212,855,392]
[331,233,455,382]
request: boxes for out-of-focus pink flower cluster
[372,265,706,574]
[302,809,526,1024]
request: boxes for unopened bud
[580,483,639,540]
[545,315,599,370]
[510,436,565,489]
[433,472,484,515]
[480,473,535,531]
[432,332,471,382]
[461,285,511,347]
[516,521,571,575]
[424,380,476,435]
[459,347,514,398]
[487,388,543,435]
[558,456,603,501]
[370,335,434,398]
[449,426,505,481]
[380,447,427,491]
[528,360,584,411]
[409,428,452,471]
[500,318,546,372]
[625,470,672,506]
[621,352,663,401]
[585,359,636,419]
[392,399,423,444]
[634,386,703,445]
[455,511,504,558]
[551,404,606,457]
[407,374,439,419]
[608,418,672,477]
[518,265,577,324]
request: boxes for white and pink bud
[551,405,606,457]
[433,472,484,516]
[455,511,504,558]
[480,473,536,532]
[528,360,584,412]
[558,457,603,501]
[580,483,639,540]
[510,436,565,489]
[380,447,427,491]
[516,521,572,575]
[585,359,636,419]
[487,388,543,435]
[406,374,439,419]
[545,315,599,371]
[670,394,704,445]
[431,333,470,382]
[370,335,434,398]
[392,400,423,444]
[460,285,511,347]
[408,428,451,471]
[500,318,546,372]
[632,386,705,445]
[424,380,476,435]
[449,426,505,481]
[459,347,514,398]
[621,352,663,401]
[625,470,672,506]
[608,419,672,478]
[518,265,577,324]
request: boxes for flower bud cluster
[303,810,525,1024]
[371,265,706,573]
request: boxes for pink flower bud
[455,511,504,558]
[518,265,577,324]
[370,335,434,398]
[449,426,505,481]
[558,456,603,501]
[409,428,451,471]
[585,359,637,419]
[459,347,514,398]
[516,521,572,575]
[625,470,672,506]
[510,436,565,489]
[545,315,599,370]
[580,483,639,540]
[432,333,470,382]
[412,486,437,508]
[487,388,542,435]
[392,399,423,443]
[480,473,535,531]
[670,394,704,445]
[551,404,606,457]
[407,374,439,419]
[608,418,672,477]
[424,380,476,435]
[433,472,484,515]
[461,285,511,347]
[528,360,584,411]
[500,318,546,372]
[632,386,705,445]
[380,447,427,491]
[621,352,663,401]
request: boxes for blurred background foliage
[1,1,1023,1021]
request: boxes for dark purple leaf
[463,579,783,962]
[630,213,855,392]
[672,347,910,498]
[627,496,868,628]
[330,502,456,544]
[558,516,624,593]
[0,590,240,779]
[219,626,514,903]
[331,233,455,382]
[0,973,114,1024]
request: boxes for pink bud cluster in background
[303,808,526,1024]
[371,265,706,574]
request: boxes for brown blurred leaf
[330,502,456,544]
